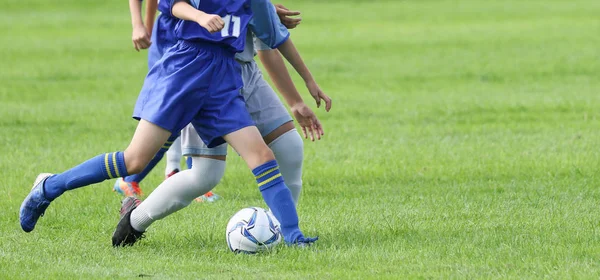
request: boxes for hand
[274,4,301,29]
[291,102,324,141]
[306,80,332,112]
[132,25,152,51]
[196,13,225,33]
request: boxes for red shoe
[113,178,142,197]
[194,191,221,203]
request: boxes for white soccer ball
[226,207,282,254]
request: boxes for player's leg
[113,126,228,246]
[129,125,227,231]
[241,62,303,205]
[20,119,171,232]
[223,126,315,245]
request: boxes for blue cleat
[19,173,53,232]
[286,236,319,247]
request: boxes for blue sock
[253,160,303,243]
[44,152,129,201]
[124,135,177,183]
[186,156,192,169]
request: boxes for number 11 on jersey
[221,15,241,37]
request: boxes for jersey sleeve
[248,0,290,49]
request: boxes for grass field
[2,0,600,278]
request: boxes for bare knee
[257,146,275,163]
[123,151,150,174]
[245,145,275,169]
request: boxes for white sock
[268,128,304,205]
[130,157,226,232]
[165,136,182,176]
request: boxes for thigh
[241,62,293,137]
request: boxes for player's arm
[171,0,224,33]
[144,0,158,36]
[258,48,324,140]
[129,0,152,51]
[276,38,332,112]
[250,0,332,111]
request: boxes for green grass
[2,0,600,278]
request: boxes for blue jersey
[158,0,171,16]
[169,0,252,53]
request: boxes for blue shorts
[181,61,293,157]
[133,40,254,148]
[148,14,178,69]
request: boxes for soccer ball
[226,207,282,254]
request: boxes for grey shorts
[181,60,293,156]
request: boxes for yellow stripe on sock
[255,167,279,179]
[257,173,282,187]
[162,144,171,149]
[166,140,174,144]
[104,153,113,179]
[112,153,120,178]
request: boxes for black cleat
[112,198,144,247]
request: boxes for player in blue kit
[116,0,313,202]
[19,0,317,247]
[112,0,331,245]
[116,0,330,205]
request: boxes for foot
[113,178,142,197]
[19,173,54,232]
[112,197,145,247]
[165,168,179,179]
[194,191,221,203]
[286,236,319,247]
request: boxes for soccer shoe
[119,196,141,217]
[19,173,54,232]
[286,236,319,248]
[112,197,145,247]
[113,178,142,197]
[165,168,179,179]
[194,191,221,203]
